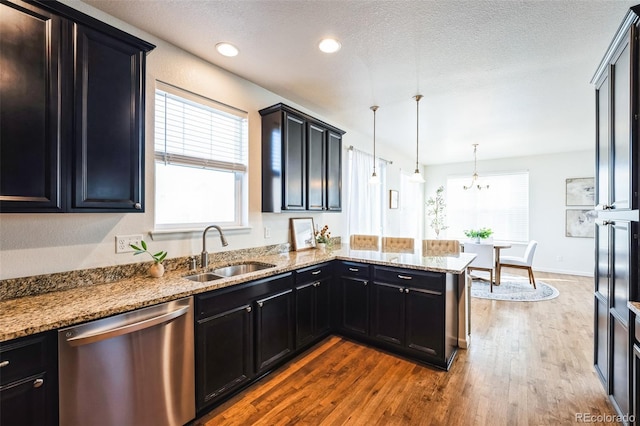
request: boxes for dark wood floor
[196,271,619,425]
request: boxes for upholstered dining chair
[349,234,379,250]
[497,240,538,289]
[422,239,460,256]
[464,243,495,292]
[381,237,415,253]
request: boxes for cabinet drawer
[336,261,370,279]
[374,266,444,293]
[0,334,49,386]
[296,262,332,283]
[196,273,293,319]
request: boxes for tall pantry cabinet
[592,6,640,422]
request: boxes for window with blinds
[445,171,529,242]
[154,82,248,228]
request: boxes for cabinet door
[339,277,369,337]
[307,123,326,210]
[595,295,609,387]
[295,282,316,348]
[0,372,49,426]
[611,221,632,322]
[633,344,640,424]
[196,304,253,410]
[611,317,630,416]
[255,289,294,372]
[595,222,610,300]
[283,113,306,210]
[595,72,610,209]
[315,277,331,336]
[0,1,65,212]
[371,282,404,346]
[72,24,144,211]
[326,131,342,211]
[406,287,445,360]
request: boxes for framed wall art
[565,209,597,238]
[290,217,316,251]
[389,190,399,209]
[566,177,595,206]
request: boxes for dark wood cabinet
[0,332,57,426]
[260,103,344,213]
[295,263,331,348]
[592,6,640,421]
[335,261,371,338]
[196,304,253,411]
[0,0,154,213]
[255,289,295,373]
[371,266,452,367]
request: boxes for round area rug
[470,273,560,302]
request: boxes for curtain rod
[346,145,393,165]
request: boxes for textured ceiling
[81,0,636,165]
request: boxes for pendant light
[409,94,425,183]
[463,144,489,190]
[369,105,380,185]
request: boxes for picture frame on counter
[290,217,317,251]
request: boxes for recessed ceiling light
[216,42,239,57]
[318,38,341,53]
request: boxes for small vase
[317,243,327,252]
[148,262,165,278]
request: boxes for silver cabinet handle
[363,281,368,286]
[134,202,142,210]
[602,220,613,226]
[246,306,252,313]
[397,275,413,280]
[33,378,44,388]
[312,270,322,275]
[405,288,409,293]
[0,360,8,368]
[313,281,320,287]
[258,301,264,308]
[349,268,359,272]
[398,287,404,293]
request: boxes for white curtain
[346,149,386,236]
[398,171,423,241]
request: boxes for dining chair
[381,237,415,253]
[497,240,538,288]
[422,239,460,256]
[464,243,495,292]
[349,234,379,250]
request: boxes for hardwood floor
[196,272,619,425]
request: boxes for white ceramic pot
[148,262,165,278]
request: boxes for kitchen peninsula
[0,244,474,421]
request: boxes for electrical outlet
[116,234,143,253]
[264,227,271,239]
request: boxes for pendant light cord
[414,95,423,172]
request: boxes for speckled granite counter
[0,244,475,342]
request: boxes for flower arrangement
[315,225,331,244]
[130,240,167,264]
[463,228,493,240]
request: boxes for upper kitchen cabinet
[0,0,155,213]
[260,103,344,213]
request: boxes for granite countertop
[0,245,475,342]
[628,301,640,316]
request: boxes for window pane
[446,172,529,242]
[155,162,236,225]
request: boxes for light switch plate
[115,234,143,253]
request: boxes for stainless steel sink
[183,272,224,282]
[211,262,275,277]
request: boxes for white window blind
[446,172,529,242]
[154,82,248,228]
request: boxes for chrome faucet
[201,225,228,269]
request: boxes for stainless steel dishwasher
[58,296,195,426]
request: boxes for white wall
[0,0,417,280]
[423,150,595,276]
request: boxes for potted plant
[131,240,168,278]
[426,185,449,238]
[464,228,493,243]
[315,225,331,251]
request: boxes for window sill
[149,225,252,240]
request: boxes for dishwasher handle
[65,304,190,347]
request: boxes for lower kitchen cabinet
[255,289,295,373]
[295,263,332,349]
[196,303,253,410]
[0,332,57,426]
[335,261,371,338]
[371,266,450,367]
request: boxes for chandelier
[463,144,489,190]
